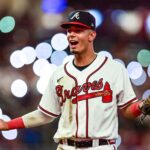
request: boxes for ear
[88,31,96,42]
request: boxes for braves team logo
[56,78,112,105]
[70,12,80,20]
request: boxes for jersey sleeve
[116,65,138,109]
[38,75,61,118]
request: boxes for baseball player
[0,10,150,150]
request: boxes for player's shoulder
[97,54,126,70]
[108,57,124,67]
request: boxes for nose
[69,32,75,37]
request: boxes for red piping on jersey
[85,57,108,138]
[64,63,79,138]
[38,105,59,118]
[118,97,137,109]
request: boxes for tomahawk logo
[70,12,80,20]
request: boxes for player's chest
[55,73,117,106]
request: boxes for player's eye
[67,29,83,34]
[75,29,83,33]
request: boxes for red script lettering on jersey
[56,78,112,105]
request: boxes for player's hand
[0,119,9,130]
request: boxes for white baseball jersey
[38,55,137,143]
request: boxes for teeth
[70,40,77,43]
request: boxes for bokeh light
[36,64,57,94]
[0,16,15,33]
[111,9,126,25]
[131,70,147,86]
[35,42,52,59]
[50,50,68,66]
[148,65,150,77]
[1,115,18,140]
[41,0,67,13]
[142,89,150,99]
[11,79,28,98]
[10,50,26,68]
[145,13,150,34]
[116,135,122,148]
[2,129,18,140]
[33,59,50,76]
[137,49,150,67]
[0,108,2,119]
[51,33,69,51]
[41,13,63,29]
[22,46,36,65]
[115,11,142,34]
[127,61,143,80]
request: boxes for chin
[70,49,79,54]
[71,51,79,55]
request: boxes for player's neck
[74,51,97,67]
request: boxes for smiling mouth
[70,41,79,47]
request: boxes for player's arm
[0,109,54,131]
[121,100,143,119]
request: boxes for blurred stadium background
[0,0,150,149]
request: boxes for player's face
[67,26,96,55]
